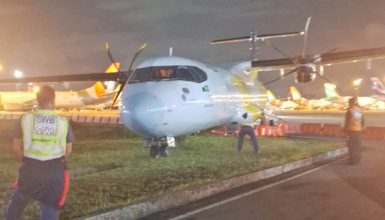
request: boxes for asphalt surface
[144,140,385,220]
[277,110,385,127]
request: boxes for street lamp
[353,78,363,97]
[14,69,24,91]
[14,69,24,78]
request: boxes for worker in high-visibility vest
[5,85,74,220]
[236,113,259,154]
[344,97,364,165]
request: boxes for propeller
[106,42,148,109]
[263,68,298,86]
[261,17,340,86]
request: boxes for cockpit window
[128,66,207,84]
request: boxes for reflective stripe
[346,107,363,131]
[22,110,68,161]
[231,75,265,122]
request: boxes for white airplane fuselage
[120,56,267,139]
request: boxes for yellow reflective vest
[345,106,363,132]
[21,109,68,161]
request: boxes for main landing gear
[148,139,169,158]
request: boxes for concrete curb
[81,147,348,220]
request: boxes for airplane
[265,89,300,110]
[370,77,385,96]
[323,83,377,109]
[0,44,268,157]
[288,86,332,110]
[0,64,119,111]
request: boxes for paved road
[277,110,385,127]
[146,140,385,220]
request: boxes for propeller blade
[263,68,298,86]
[302,17,311,58]
[105,42,121,72]
[111,85,124,109]
[109,43,147,109]
[308,47,340,63]
[315,72,344,93]
[264,39,297,65]
[127,43,147,72]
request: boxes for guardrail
[210,122,385,140]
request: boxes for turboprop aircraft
[0,64,119,111]
[0,43,269,157]
[323,83,377,109]
[0,29,305,157]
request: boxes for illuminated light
[32,86,40,93]
[0,64,3,72]
[280,69,284,77]
[353,78,363,87]
[14,69,23,78]
[319,65,324,76]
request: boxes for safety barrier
[282,123,301,135]
[256,125,285,137]
[321,124,343,137]
[300,123,322,136]
[363,127,385,140]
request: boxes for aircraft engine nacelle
[295,65,316,83]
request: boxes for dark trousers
[5,189,58,220]
[237,125,259,153]
[346,131,362,164]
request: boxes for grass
[0,120,343,219]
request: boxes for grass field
[0,120,343,219]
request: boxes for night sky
[1,0,385,97]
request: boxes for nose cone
[121,92,167,138]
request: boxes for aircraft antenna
[250,29,258,61]
[302,17,311,58]
[169,47,173,56]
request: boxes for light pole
[14,69,24,91]
[352,78,362,97]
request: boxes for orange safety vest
[345,106,363,131]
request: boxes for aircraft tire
[149,145,160,158]
[159,144,168,157]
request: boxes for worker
[5,85,74,220]
[343,97,364,165]
[236,113,259,153]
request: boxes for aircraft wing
[211,31,303,44]
[0,72,121,83]
[252,47,385,70]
